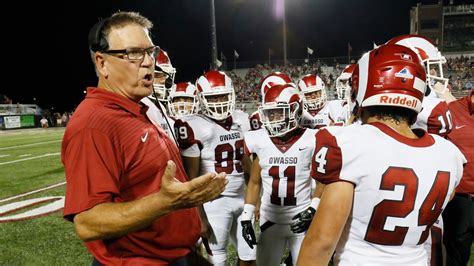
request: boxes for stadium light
[274,0,287,65]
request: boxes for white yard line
[0,152,60,166]
[0,154,10,158]
[0,182,66,203]
[0,140,61,151]
[19,154,32,158]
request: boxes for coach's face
[95,23,156,102]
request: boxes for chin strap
[151,90,178,146]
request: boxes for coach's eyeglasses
[101,46,159,61]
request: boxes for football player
[386,34,453,137]
[168,82,199,118]
[248,110,262,131]
[241,83,320,266]
[248,71,294,131]
[153,48,176,109]
[386,35,456,265]
[335,64,356,124]
[298,43,465,265]
[141,48,176,139]
[335,64,356,101]
[174,70,256,266]
[298,74,348,128]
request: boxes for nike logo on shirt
[141,131,149,142]
[455,125,466,130]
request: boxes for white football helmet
[335,64,356,100]
[168,82,199,118]
[259,83,303,137]
[297,74,327,110]
[196,70,235,120]
[386,34,448,96]
[153,48,176,101]
[259,72,293,101]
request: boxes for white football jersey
[245,128,317,224]
[141,97,175,139]
[301,106,332,129]
[175,110,250,196]
[413,97,452,137]
[311,123,465,265]
[327,99,349,126]
[248,110,262,131]
[301,100,348,129]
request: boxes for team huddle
[61,11,471,266]
[143,34,465,266]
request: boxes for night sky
[6,0,465,112]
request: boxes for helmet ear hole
[165,77,173,89]
[424,86,431,96]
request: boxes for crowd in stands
[228,59,354,103]
[446,55,474,92]
[228,56,473,105]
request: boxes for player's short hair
[363,106,417,126]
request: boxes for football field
[0,128,239,265]
[0,128,91,265]
[0,128,472,265]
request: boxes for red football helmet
[297,74,327,110]
[351,43,426,114]
[153,48,176,101]
[168,82,199,118]
[196,70,235,120]
[386,34,447,96]
[335,64,356,100]
[259,72,293,100]
[259,83,303,137]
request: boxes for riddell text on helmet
[379,95,418,108]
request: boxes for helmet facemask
[346,84,360,118]
[303,89,327,110]
[169,96,198,118]
[259,101,300,137]
[199,90,235,121]
[425,58,448,96]
[336,74,351,100]
[153,71,173,102]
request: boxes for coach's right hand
[160,161,227,210]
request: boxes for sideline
[0,152,61,165]
[0,140,62,151]
[0,181,66,204]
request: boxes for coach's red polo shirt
[62,88,200,265]
[448,90,474,195]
